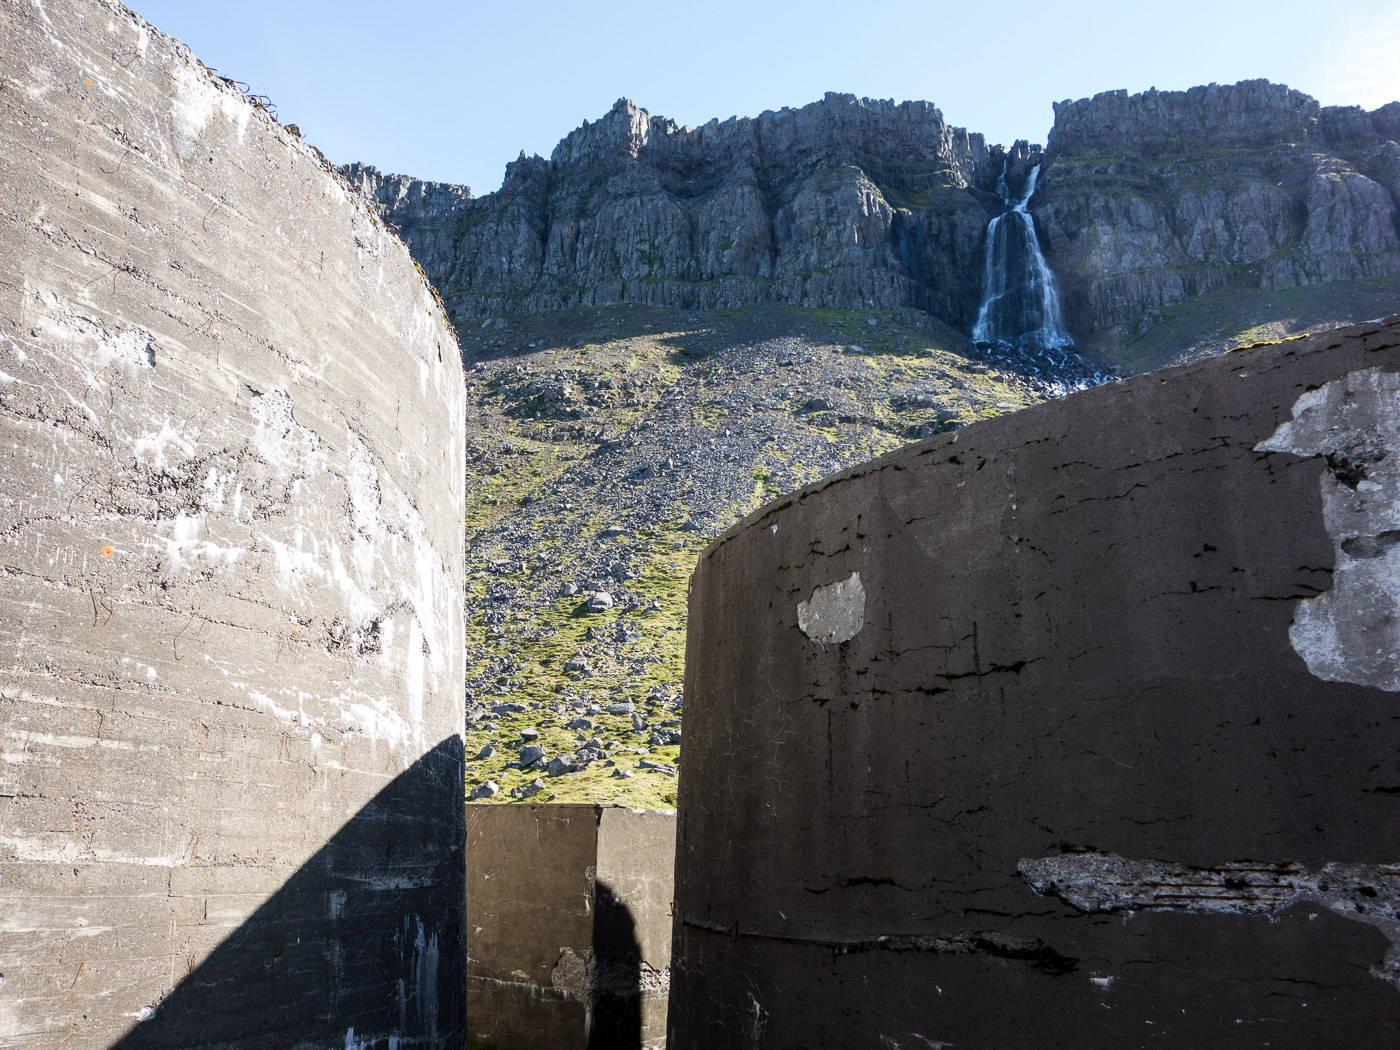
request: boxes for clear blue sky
[130,0,1400,197]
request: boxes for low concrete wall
[0,3,466,1047]
[468,804,674,1049]
[671,318,1400,1047]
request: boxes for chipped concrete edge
[797,572,866,649]
[1256,365,1400,691]
[1020,851,1400,989]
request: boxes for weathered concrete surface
[467,804,674,1049]
[670,317,1400,1047]
[0,2,466,1047]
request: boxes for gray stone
[370,84,1400,379]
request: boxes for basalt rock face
[359,95,1009,329]
[342,162,475,289]
[363,82,1400,376]
[1035,81,1400,358]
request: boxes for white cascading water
[973,161,1106,390]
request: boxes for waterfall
[973,162,1107,391]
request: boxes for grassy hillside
[1087,276,1400,373]
[457,303,1046,805]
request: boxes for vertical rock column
[0,2,467,1048]
[671,318,1400,1048]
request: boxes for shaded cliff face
[357,81,1400,376]
[1036,81,1400,368]
[354,94,1011,331]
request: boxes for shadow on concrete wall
[110,735,466,1050]
[590,879,641,1050]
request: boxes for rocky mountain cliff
[1037,80,1400,368]
[351,81,1400,373]
[342,82,1400,805]
[348,94,1018,333]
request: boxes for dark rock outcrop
[1036,81,1400,355]
[342,162,475,287]
[354,81,1400,375]
[352,94,1007,329]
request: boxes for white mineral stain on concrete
[1256,366,1400,690]
[132,422,192,469]
[346,430,383,538]
[406,616,425,727]
[56,309,154,369]
[343,691,418,753]
[248,689,298,723]
[250,388,322,466]
[170,66,249,158]
[797,571,866,647]
[412,916,440,1026]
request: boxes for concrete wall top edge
[72,0,457,337]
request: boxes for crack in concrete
[681,917,1078,974]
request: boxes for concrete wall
[0,2,466,1047]
[670,317,1400,1048]
[467,805,674,1050]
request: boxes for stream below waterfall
[972,162,1112,392]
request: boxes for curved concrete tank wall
[0,3,466,1047]
[671,317,1400,1048]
